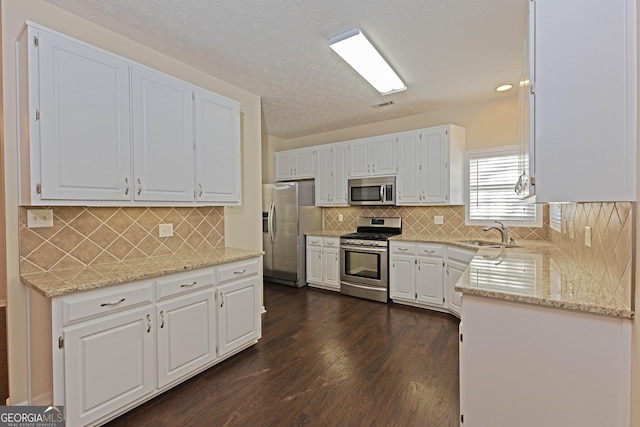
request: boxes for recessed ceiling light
[329,28,406,96]
[495,84,513,92]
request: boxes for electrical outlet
[159,223,174,238]
[434,216,444,225]
[338,214,344,222]
[27,209,53,228]
[584,226,592,248]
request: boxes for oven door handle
[341,245,388,253]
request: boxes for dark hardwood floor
[107,283,460,426]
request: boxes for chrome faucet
[483,221,509,244]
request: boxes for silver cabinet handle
[423,249,435,254]
[220,293,224,307]
[146,314,151,333]
[137,178,143,195]
[398,248,408,252]
[198,183,203,197]
[100,297,125,307]
[160,310,165,328]
[124,177,129,195]
[233,269,246,275]
[180,281,197,288]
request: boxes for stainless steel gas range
[340,217,402,303]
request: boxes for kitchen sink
[459,240,518,248]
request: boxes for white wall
[2,0,262,404]
[263,95,518,182]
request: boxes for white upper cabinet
[131,66,195,202]
[17,23,242,206]
[528,0,636,202]
[397,125,465,205]
[348,135,397,177]
[314,143,348,206]
[275,147,315,181]
[194,89,241,204]
[18,26,132,203]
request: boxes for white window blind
[466,147,540,226]
[549,203,562,232]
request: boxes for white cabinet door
[533,0,636,202]
[306,245,323,285]
[314,146,332,205]
[416,257,444,306]
[421,128,447,204]
[64,306,154,427]
[390,254,416,301]
[156,289,216,388]
[195,89,241,204]
[332,144,349,205]
[348,137,397,177]
[370,135,397,176]
[217,275,261,357]
[275,148,315,181]
[131,66,194,202]
[396,131,421,204]
[447,259,467,316]
[323,247,340,289]
[36,29,132,201]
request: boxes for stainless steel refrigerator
[262,181,323,287]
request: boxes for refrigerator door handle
[269,202,276,244]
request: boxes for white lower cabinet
[306,236,340,291]
[460,294,632,426]
[390,242,445,309]
[390,241,476,317]
[445,247,476,317]
[156,289,216,388]
[27,256,261,427]
[64,306,154,427]
[217,275,261,357]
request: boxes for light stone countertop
[305,230,347,237]
[390,234,632,318]
[21,247,264,298]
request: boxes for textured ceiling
[44,0,527,139]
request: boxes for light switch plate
[338,214,344,222]
[159,223,174,238]
[584,226,592,248]
[27,209,53,228]
[434,216,444,225]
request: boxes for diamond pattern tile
[20,206,226,272]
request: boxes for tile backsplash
[20,206,225,274]
[549,202,634,303]
[324,205,549,241]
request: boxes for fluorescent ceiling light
[329,28,406,95]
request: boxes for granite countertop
[305,230,346,237]
[390,234,632,319]
[454,245,633,318]
[21,247,264,298]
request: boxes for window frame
[465,146,542,227]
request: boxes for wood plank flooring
[106,283,460,426]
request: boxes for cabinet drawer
[391,242,416,255]
[155,269,214,301]
[307,236,323,247]
[417,244,444,257]
[323,238,340,249]
[216,258,259,284]
[61,281,153,326]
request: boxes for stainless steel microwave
[348,176,396,206]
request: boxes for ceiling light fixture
[495,84,513,92]
[329,28,406,95]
